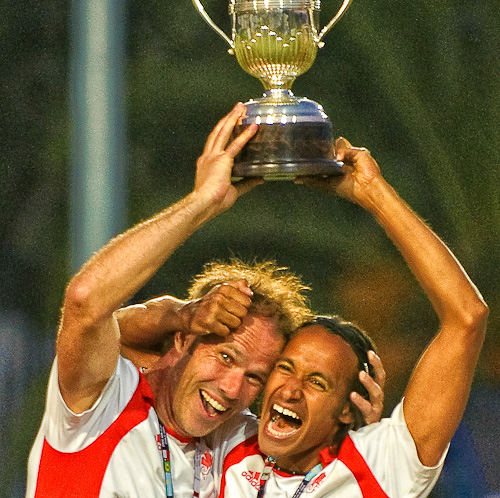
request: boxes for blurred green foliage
[1,0,500,496]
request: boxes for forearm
[358,176,486,326]
[65,191,217,327]
[116,296,188,351]
[57,192,216,407]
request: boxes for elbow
[63,274,103,328]
[461,297,489,338]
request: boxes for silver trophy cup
[192,0,353,179]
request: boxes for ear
[174,331,197,354]
[338,401,355,425]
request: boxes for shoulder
[42,356,144,450]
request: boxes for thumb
[335,137,353,160]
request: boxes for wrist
[182,190,226,228]
[354,175,395,214]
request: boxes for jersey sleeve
[42,356,140,452]
[349,399,448,497]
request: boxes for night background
[1,0,500,496]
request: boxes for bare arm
[117,280,254,368]
[57,104,259,413]
[299,138,488,466]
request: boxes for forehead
[200,314,285,366]
[282,325,358,379]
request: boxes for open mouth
[265,403,303,438]
[200,390,228,418]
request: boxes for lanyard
[257,456,323,498]
[158,422,174,498]
[158,422,202,498]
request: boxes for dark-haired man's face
[258,325,358,472]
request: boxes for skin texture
[145,314,285,438]
[258,325,358,473]
[296,138,488,468]
[56,104,260,419]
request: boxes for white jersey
[26,356,216,498]
[214,402,447,498]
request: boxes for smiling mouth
[265,403,303,438]
[200,390,228,417]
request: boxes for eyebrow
[278,358,332,385]
[224,344,270,379]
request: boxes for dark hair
[298,315,377,449]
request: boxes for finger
[213,308,245,329]
[203,107,238,155]
[232,176,264,197]
[191,296,249,335]
[191,319,231,337]
[212,103,248,153]
[340,146,372,167]
[368,350,386,389]
[334,137,352,161]
[336,136,353,148]
[223,279,254,298]
[215,282,253,308]
[359,370,384,410]
[350,392,374,423]
[225,123,259,158]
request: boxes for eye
[308,377,327,391]
[245,373,265,387]
[220,352,233,364]
[275,361,292,373]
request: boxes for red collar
[318,445,338,467]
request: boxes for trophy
[192,0,353,179]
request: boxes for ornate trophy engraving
[192,0,353,179]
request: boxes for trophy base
[232,119,343,181]
[232,159,343,180]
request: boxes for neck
[144,361,192,440]
[274,453,321,475]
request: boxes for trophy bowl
[192,0,353,180]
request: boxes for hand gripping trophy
[192,0,353,179]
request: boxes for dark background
[1,1,500,496]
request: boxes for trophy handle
[191,0,235,52]
[317,0,353,47]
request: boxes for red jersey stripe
[33,372,154,498]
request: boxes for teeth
[201,390,227,412]
[273,404,300,420]
[266,420,299,438]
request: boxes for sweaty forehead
[283,326,358,375]
[203,315,285,362]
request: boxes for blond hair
[188,259,312,340]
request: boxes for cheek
[238,383,262,408]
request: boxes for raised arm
[57,104,259,413]
[299,138,488,466]
[117,280,254,369]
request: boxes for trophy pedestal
[232,90,343,180]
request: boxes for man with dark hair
[209,138,488,497]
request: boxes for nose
[279,375,303,401]
[218,368,245,401]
